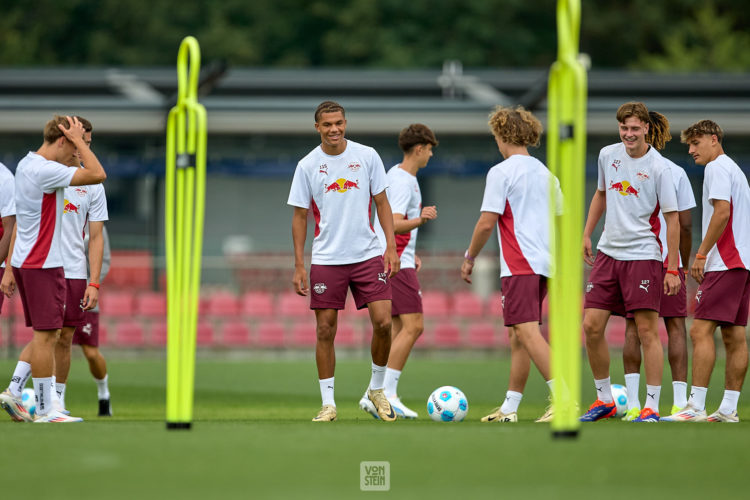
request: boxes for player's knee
[582,318,604,339]
[316,323,336,342]
[371,318,392,337]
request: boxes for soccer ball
[427,386,468,422]
[611,384,628,417]
[21,388,36,417]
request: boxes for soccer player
[288,101,400,422]
[0,161,16,315]
[72,224,113,416]
[580,102,680,423]
[620,111,695,421]
[358,123,438,419]
[461,106,561,423]
[663,120,750,422]
[0,115,106,423]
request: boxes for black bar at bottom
[166,422,192,430]
[552,430,579,439]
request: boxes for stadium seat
[196,322,215,346]
[607,316,627,348]
[100,291,135,317]
[451,291,484,317]
[336,321,360,347]
[277,292,310,318]
[240,291,274,318]
[134,291,167,317]
[11,297,26,318]
[290,321,317,347]
[108,250,153,289]
[487,290,504,317]
[12,322,32,347]
[432,322,462,348]
[421,291,450,319]
[342,295,369,319]
[467,322,501,348]
[113,321,145,347]
[207,291,240,317]
[150,321,167,346]
[220,321,251,347]
[256,322,285,348]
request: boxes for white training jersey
[595,143,678,261]
[701,154,750,272]
[287,140,388,265]
[61,183,109,279]
[480,155,562,278]
[374,165,421,269]
[11,152,76,269]
[0,162,16,268]
[657,159,696,267]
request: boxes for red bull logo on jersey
[609,180,639,198]
[63,199,80,213]
[324,178,360,193]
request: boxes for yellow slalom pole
[548,0,587,438]
[166,35,207,430]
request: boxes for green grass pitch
[0,354,748,499]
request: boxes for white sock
[624,373,641,410]
[672,381,688,409]
[95,375,110,400]
[368,363,386,391]
[9,361,32,397]
[500,390,523,414]
[718,390,740,415]
[56,382,67,409]
[594,377,613,404]
[319,377,335,407]
[688,386,708,411]
[545,379,554,395]
[645,384,661,411]
[32,377,53,416]
[383,368,401,397]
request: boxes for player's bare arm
[0,225,17,297]
[0,214,15,264]
[392,205,437,234]
[59,116,106,186]
[691,199,730,284]
[462,211,498,283]
[678,209,692,272]
[582,189,606,266]
[373,190,400,277]
[83,220,105,310]
[291,206,310,296]
[662,210,681,295]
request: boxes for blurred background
[1,0,749,354]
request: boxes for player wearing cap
[358,123,438,419]
[663,120,750,422]
[462,105,562,423]
[288,101,400,422]
[580,102,680,423]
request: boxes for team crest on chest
[348,162,361,172]
[636,171,650,181]
[74,187,88,197]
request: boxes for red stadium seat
[196,322,215,346]
[240,291,274,318]
[11,297,26,318]
[134,291,167,317]
[207,292,240,317]
[421,291,450,319]
[100,291,135,317]
[277,292,310,318]
[290,322,317,347]
[12,322,32,346]
[342,295,369,319]
[256,322,285,348]
[149,321,167,346]
[220,321,251,347]
[451,291,484,318]
[467,322,501,348]
[336,321,360,347]
[487,291,504,318]
[607,316,627,348]
[432,322,462,348]
[113,321,145,347]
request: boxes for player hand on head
[57,115,87,145]
[419,206,437,225]
[582,236,595,266]
[0,267,15,298]
[293,265,309,296]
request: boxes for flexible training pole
[548,0,587,438]
[165,35,207,430]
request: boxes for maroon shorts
[626,268,687,319]
[390,268,423,316]
[13,266,65,330]
[73,310,100,347]
[309,256,392,310]
[694,269,750,326]
[64,278,87,327]
[501,274,547,326]
[584,253,662,316]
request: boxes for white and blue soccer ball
[21,388,36,417]
[611,384,628,417]
[427,386,468,422]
